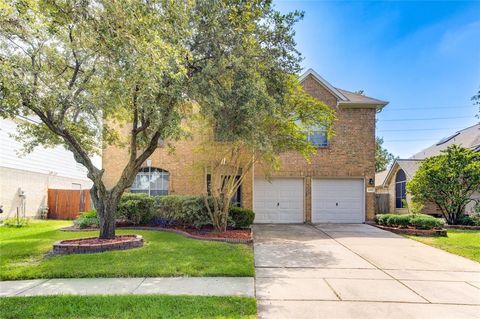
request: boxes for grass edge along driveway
[407,229,480,262]
[0,220,254,280]
[0,295,257,319]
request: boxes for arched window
[395,169,406,208]
[131,167,169,196]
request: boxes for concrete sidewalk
[0,277,254,297]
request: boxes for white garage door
[253,178,304,223]
[312,179,364,223]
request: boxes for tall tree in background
[472,88,480,118]
[375,137,395,172]
[0,0,310,238]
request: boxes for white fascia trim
[299,68,348,101]
[338,101,389,111]
[381,161,399,188]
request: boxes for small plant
[73,209,99,229]
[404,199,424,215]
[2,217,30,227]
[228,206,255,228]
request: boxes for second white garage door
[253,178,304,223]
[312,179,364,223]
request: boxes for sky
[275,0,480,159]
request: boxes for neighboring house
[0,117,99,218]
[376,123,480,215]
[102,69,388,224]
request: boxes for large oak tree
[0,0,314,238]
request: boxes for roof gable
[382,159,423,187]
[299,69,348,101]
[299,68,388,110]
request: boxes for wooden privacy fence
[375,193,389,214]
[48,189,91,220]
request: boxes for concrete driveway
[254,224,480,319]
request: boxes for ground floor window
[206,174,242,207]
[131,167,169,196]
[395,169,406,208]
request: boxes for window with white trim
[307,128,329,148]
[131,167,169,196]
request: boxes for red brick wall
[102,74,377,221]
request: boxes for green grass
[407,229,480,262]
[0,295,256,319]
[0,220,254,280]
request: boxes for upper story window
[131,167,169,196]
[307,129,329,148]
[395,169,406,208]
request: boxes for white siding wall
[0,167,92,218]
[0,118,100,179]
[0,118,101,218]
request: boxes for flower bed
[374,224,447,237]
[61,225,252,244]
[52,235,143,255]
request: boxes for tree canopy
[0,0,326,237]
[375,136,395,172]
[407,145,480,225]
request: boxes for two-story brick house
[102,69,388,223]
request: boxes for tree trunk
[90,187,120,239]
[98,201,117,239]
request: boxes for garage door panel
[312,179,364,223]
[254,178,304,223]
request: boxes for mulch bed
[60,225,252,244]
[374,224,447,237]
[63,235,137,245]
[52,234,143,255]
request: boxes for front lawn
[0,220,254,280]
[0,295,256,319]
[407,229,480,262]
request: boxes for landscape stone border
[60,226,252,244]
[374,224,447,237]
[445,225,480,230]
[52,234,143,255]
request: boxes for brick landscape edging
[374,224,447,237]
[445,225,480,230]
[52,235,144,255]
[60,226,252,244]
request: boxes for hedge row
[376,213,444,230]
[75,193,255,229]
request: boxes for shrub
[375,213,444,230]
[385,214,411,228]
[117,193,156,225]
[228,206,255,228]
[2,217,30,227]
[409,214,444,230]
[375,214,390,225]
[73,210,98,229]
[156,195,211,229]
[457,214,480,226]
